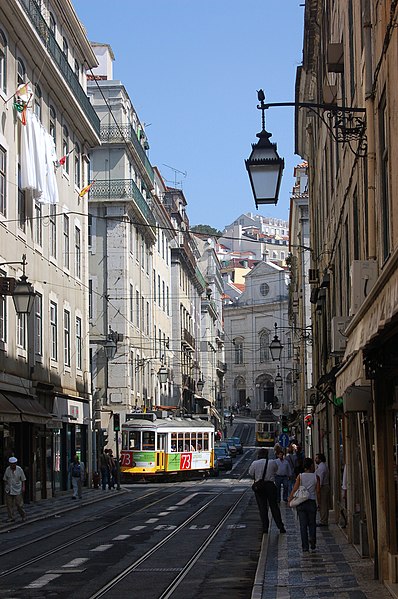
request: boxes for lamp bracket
[258,94,367,157]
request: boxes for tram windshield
[122,430,141,450]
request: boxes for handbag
[252,457,269,493]
[289,475,310,507]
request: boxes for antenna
[162,164,187,189]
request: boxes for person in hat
[3,456,26,522]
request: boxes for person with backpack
[69,453,85,499]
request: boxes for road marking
[90,544,113,552]
[227,524,247,529]
[176,493,197,505]
[145,518,159,523]
[166,506,178,511]
[130,525,146,530]
[62,558,89,568]
[189,524,210,530]
[112,534,130,540]
[25,574,61,588]
[154,524,177,530]
[157,511,170,516]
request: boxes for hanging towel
[20,110,36,190]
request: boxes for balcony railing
[182,328,196,350]
[100,124,154,182]
[18,0,100,136]
[217,360,227,372]
[90,179,156,227]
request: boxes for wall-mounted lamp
[197,376,205,393]
[0,254,36,315]
[157,365,168,385]
[269,323,283,361]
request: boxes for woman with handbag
[288,457,321,553]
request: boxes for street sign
[279,433,289,448]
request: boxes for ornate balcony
[18,0,100,136]
[182,328,196,351]
[100,124,154,183]
[90,179,156,228]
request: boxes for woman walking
[288,457,320,553]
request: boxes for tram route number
[180,453,192,470]
[121,451,135,467]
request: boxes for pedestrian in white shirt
[315,453,330,526]
[3,456,26,522]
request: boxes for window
[64,309,70,366]
[88,213,92,248]
[129,221,134,255]
[153,269,156,303]
[0,30,7,94]
[17,314,26,349]
[88,280,93,319]
[62,125,69,174]
[17,165,26,231]
[17,58,25,86]
[162,280,165,311]
[34,84,42,121]
[75,225,81,278]
[146,302,150,336]
[234,340,243,364]
[76,316,82,370]
[259,331,269,362]
[50,205,56,258]
[157,275,161,306]
[0,145,6,216]
[49,105,56,145]
[260,283,269,297]
[135,290,140,328]
[35,293,43,357]
[74,59,79,79]
[74,143,80,188]
[50,301,57,360]
[34,200,42,246]
[49,12,56,35]
[62,36,68,58]
[63,214,69,269]
[379,93,390,261]
[0,269,7,342]
[167,286,170,315]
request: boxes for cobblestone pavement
[252,503,394,599]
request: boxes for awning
[0,392,52,425]
[335,352,367,397]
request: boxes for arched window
[34,84,42,121]
[259,330,270,362]
[49,105,56,145]
[49,12,56,35]
[62,125,69,173]
[0,30,7,94]
[62,37,68,58]
[74,142,80,188]
[234,338,244,365]
[17,58,26,86]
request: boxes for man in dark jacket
[249,448,286,534]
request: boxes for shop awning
[0,392,52,425]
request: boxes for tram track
[88,488,249,599]
[0,487,183,575]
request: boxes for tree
[191,224,222,237]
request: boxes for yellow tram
[255,409,279,447]
[120,412,216,480]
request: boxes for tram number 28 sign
[180,453,192,470]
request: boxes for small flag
[78,180,96,198]
[56,148,74,168]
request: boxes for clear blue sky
[73,0,304,231]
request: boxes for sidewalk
[251,503,395,599]
[0,487,126,533]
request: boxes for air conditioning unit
[350,260,377,316]
[308,268,319,284]
[331,316,350,354]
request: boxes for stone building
[0,0,100,499]
[296,0,398,586]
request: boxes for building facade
[296,0,398,587]
[0,0,100,500]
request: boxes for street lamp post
[269,323,283,361]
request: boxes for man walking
[275,450,292,502]
[249,448,286,534]
[69,453,85,499]
[3,456,26,522]
[315,452,330,526]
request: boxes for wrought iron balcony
[90,179,156,227]
[100,124,154,183]
[217,360,227,373]
[182,328,196,350]
[18,0,100,136]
